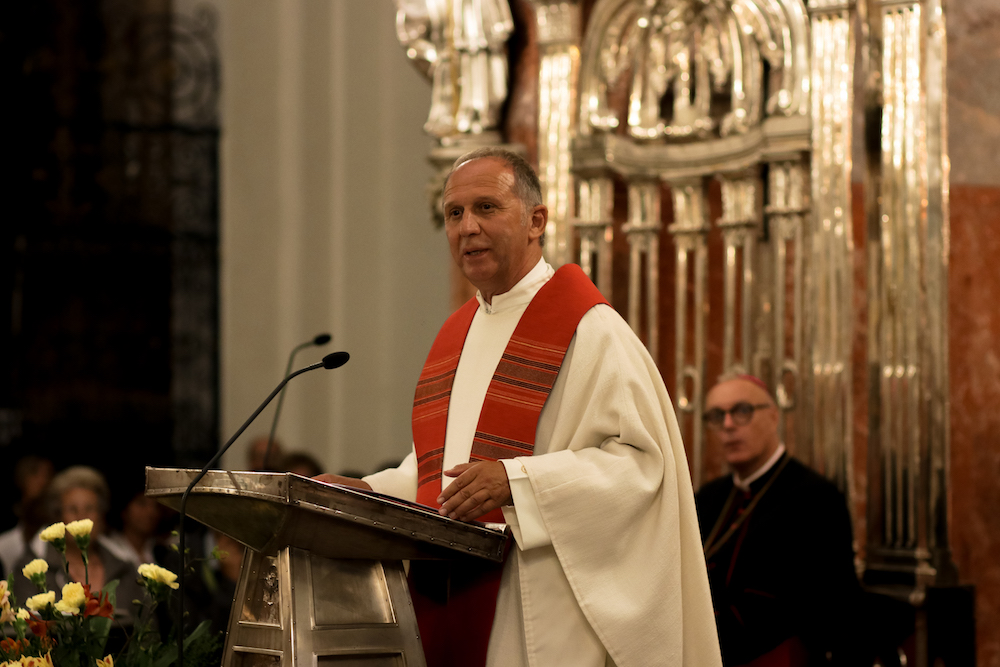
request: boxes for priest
[695,374,863,666]
[317,147,720,667]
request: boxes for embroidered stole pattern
[411,264,607,521]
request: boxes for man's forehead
[443,158,515,199]
[705,378,772,405]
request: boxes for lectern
[145,467,508,667]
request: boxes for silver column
[575,173,615,298]
[623,178,662,360]
[528,0,583,268]
[667,178,710,487]
[864,0,954,598]
[716,169,762,376]
[766,160,809,452]
[807,0,856,490]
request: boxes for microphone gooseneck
[175,352,348,667]
[264,332,332,469]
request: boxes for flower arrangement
[0,521,221,667]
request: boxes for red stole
[412,263,608,517]
[409,263,606,666]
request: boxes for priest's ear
[528,204,547,243]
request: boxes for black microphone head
[322,351,350,369]
[313,333,332,346]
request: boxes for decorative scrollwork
[579,0,808,141]
[395,0,514,141]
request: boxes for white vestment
[365,259,721,667]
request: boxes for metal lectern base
[222,547,426,667]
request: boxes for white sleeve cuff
[500,458,552,551]
[363,449,418,501]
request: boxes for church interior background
[1,0,998,664]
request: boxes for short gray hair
[47,465,111,521]
[447,147,543,208]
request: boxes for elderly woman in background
[11,465,148,625]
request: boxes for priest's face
[704,378,780,478]
[443,158,546,304]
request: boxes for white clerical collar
[476,257,553,315]
[733,443,786,491]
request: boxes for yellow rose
[65,519,94,538]
[137,563,179,589]
[39,523,66,542]
[96,657,114,667]
[56,581,86,613]
[25,591,55,611]
[21,559,48,579]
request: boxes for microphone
[263,332,332,469]
[175,351,349,667]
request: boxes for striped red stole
[411,263,608,521]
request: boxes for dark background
[0,0,220,530]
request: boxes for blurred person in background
[0,455,53,576]
[278,451,324,478]
[184,530,245,637]
[695,375,862,666]
[11,465,147,626]
[247,435,283,471]
[104,485,169,567]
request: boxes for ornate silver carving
[396,1,518,228]
[573,0,812,477]
[529,1,583,267]
[577,0,809,141]
[395,0,514,140]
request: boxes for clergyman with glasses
[694,373,864,667]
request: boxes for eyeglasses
[702,402,772,429]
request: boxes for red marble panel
[948,184,1000,667]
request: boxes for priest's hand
[312,474,373,491]
[438,461,511,522]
